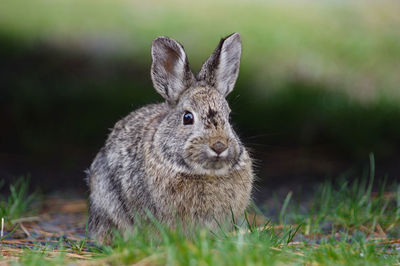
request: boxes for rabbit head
[151,33,244,176]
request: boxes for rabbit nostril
[211,141,227,155]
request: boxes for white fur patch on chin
[192,164,231,176]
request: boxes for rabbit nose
[211,141,228,155]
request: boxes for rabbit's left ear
[151,36,194,104]
[198,33,242,97]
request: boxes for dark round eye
[183,111,194,125]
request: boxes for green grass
[286,154,400,237]
[0,176,38,228]
[3,158,400,265]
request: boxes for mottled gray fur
[88,33,254,243]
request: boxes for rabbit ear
[198,33,242,97]
[151,36,194,104]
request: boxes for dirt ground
[0,198,93,262]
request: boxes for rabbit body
[88,33,254,243]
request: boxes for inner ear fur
[151,36,194,104]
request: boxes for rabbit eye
[183,111,194,125]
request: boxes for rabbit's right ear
[151,37,194,104]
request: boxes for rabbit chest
[145,156,253,225]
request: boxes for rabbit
[87,33,254,243]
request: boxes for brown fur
[87,33,254,243]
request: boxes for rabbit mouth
[183,142,239,174]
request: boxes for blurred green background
[1,0,400,193]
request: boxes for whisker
[242,133,282,140]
